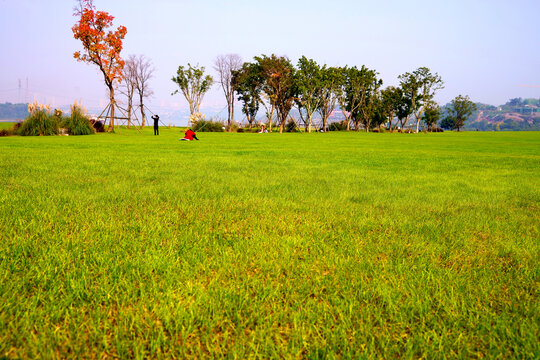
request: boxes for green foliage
[191,119,224,132]
[317,66,341,131]
[448,94,477,131]
[18,107,58,136]
[440,115,457,130]
[422,102,441,131]
[63,106,95,135]
[285,118,298,132]
[171,63,214,115]
[339,65,382,131]
[232,62,263,129]
[399,67,444,132]
[0,130,538,358]
[295,56,323,129]
[328,121,348,131]
[380,86,403,129]
[255,54,297,132]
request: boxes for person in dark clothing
[151,114,160,135]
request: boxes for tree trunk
[127,98,132,128]
[108,87,115,132]
[139,103,146,127]
[268,104,275,132]
[229,101,234,132]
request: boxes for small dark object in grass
[90,119,105,132]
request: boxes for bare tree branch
[214,54,242,131]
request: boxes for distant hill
[0,103,28,120]
[467,98,540,131]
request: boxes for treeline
[173,54,477,133]
[0,103,29,120]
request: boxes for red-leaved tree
[72,0,127,132]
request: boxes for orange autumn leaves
[72,0,126,88]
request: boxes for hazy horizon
[1,0,539,118]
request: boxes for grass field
[0,129,538,358]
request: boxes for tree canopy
[72,0,127,132]
[171,64,214,119]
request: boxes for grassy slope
[0,129,538,358]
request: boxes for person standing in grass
[180,128,199,141]
[151,114,160,135]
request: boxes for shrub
[18,102,58,136]
[63,102,94,135]
[192,119,224,132]
[0,128,13,137]
[328,121,347,131]
[0,121,20,137]
[286,119,298,132]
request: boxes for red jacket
[184,129,197,140]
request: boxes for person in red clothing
[180,128,199,141]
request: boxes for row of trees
[172,54,476,133]
[72,1,476,133]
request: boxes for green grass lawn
[0,122,16,130]
[1,129,538,358]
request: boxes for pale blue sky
[1,0,539,115]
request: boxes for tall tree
[256,54,297,133]
[171,64,213,122]
[121,55,137,128]
[72,0,127,132]
[422,102,441,131]
[396,90,413,131]
[380,86,402,130]
[334,67,351,130]
[295,56,323,133]
[344,66,380,131]
[132,55,154,127]
[398,67,444,133]
[337,66,366,131]
[232,62,264,130]
[214,54,242,132]
[448,95,477,131]
[370,95,388,130]
[317,67,341,132]
[357,69,382,132]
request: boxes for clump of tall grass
[18,102,58,136]
[63,101,94,135]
